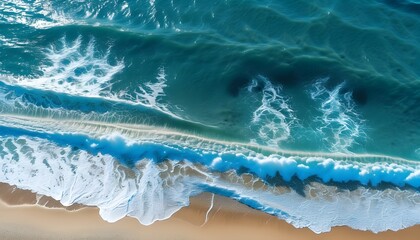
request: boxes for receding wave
[0,114,418,233]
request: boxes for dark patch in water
[265,172,307,196]
[227,74,251,97]
[227,50,387,104]
[237,166,251,175]
[265,172,419,198]
[380,0,420,15]
[227,61,302,97]
[352,88,368,106]
[252,84,264,92]
[269,68,298,87]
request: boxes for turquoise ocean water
[0,0,419,233]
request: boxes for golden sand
[0,183,418,240]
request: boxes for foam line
[0,35,205,124]
[0,113,418,189]
[0,133,418,233]
[0,113,416,164]
[0,76,216,128]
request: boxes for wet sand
[0,183,419,240]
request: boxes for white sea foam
[3,36,124,97]
[0,112,419,233]
[0,134,418,233]
[1,113,418,190]
[248,76,298,147]
[0,113,418,234]
[0,36,189,121]
[0,136,205,225]
[309,78,366,153]
[123,66,173,117]
[0,113,416,164]
[211,178,420,233]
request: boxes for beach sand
[0,183,418,240]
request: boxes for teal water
[0,0,419,233]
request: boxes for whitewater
[0,113,418,233]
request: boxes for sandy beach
[0,183,418,240]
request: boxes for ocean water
[0,0,419,233]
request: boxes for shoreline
[0,183,419,240]
[2,113,416,164]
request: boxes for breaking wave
[0,114,418,233]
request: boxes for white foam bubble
[2,36,124,98]
[248,76,298,147]
[122,66,173,117]
[211,178,420,233]
[0,36,192,122]
[0,136,205,225]
[309,78,366,153]
[0,134,418,233]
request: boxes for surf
[0,115,418,233]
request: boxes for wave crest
[0,132,418,233]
